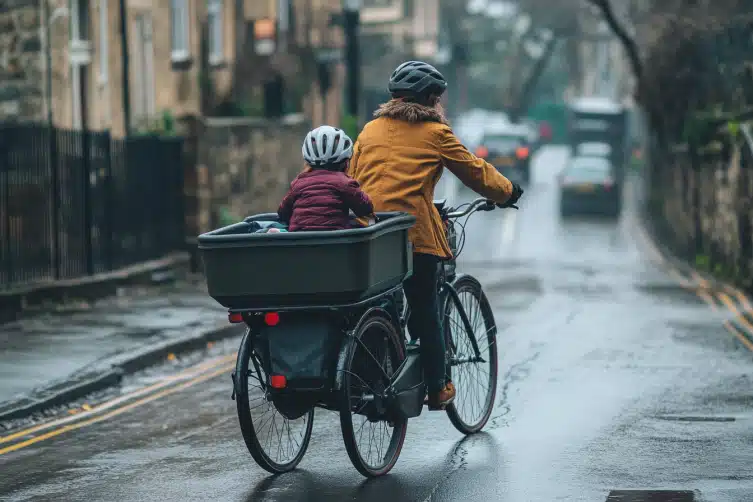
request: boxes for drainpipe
[42,0,53,127]
[118,0,131,135]
[43,0,61,278]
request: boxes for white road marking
[499,209,517,255]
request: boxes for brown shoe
[427,382,456,411]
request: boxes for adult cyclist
[348,61,524,410]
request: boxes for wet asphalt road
[2,146,753,502]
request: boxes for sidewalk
[0,278,240,421]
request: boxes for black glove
[498,183,524,208]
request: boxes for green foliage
[695,254,710,270]
[340,114,359,141]
[726,120,740,139]
[134,110,178,136]
[218,206,236,227]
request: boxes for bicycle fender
[442,273,497,339]
[233,328,252,399]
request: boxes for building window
[207,0,223,64]
[98,0,108,84]
[133,13,156,125]
[71,0,90,42]
[170,0,191,62]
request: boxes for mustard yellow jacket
[348,100,514,258]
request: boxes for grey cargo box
[197,212,415,310]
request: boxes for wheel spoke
[342,314,407,476]
[241,347,312,470]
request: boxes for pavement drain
[654,415,736,422]
[605,491,695,502]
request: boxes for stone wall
[646,136,753,293]
[0,1,44,121]
[195,114,310,232]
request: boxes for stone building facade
[0,1,44,121]
[0,0,239,136]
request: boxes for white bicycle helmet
[301,125,353,166]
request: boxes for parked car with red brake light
[558,155,621,217]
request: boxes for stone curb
[0,322,243,423]
[0,252,192,325]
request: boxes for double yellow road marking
[0,353,236,456]
[634,219,753,354]
[697,282,753,353]
[671,264,753,352]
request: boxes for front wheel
[235,328,314,474]
[443,275,499,434]
[338,308,408,477]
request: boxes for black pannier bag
[257,311,340,390]
[253,311,342,419]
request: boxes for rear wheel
[443,275,498,434]
[235,329,314,474]
[339,309,407,477]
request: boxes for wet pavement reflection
[2,146,753,501]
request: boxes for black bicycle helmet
[388,61,448,97]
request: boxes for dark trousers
[403,253,446,394]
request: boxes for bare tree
[584,0,643,83]
[506,0,582,120]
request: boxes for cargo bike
[197,197,510,477]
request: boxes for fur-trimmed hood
[373,99,449,125]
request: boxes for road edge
[637,206,753,349]
[0,252,192,325]
[0,322,244,423]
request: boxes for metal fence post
[175,138,186,250]
[82,129,94,275]
[103,133,113,271]
[1,128,11,284]
[49,125,61,279]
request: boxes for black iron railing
[0,123,185,289]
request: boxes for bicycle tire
[235,328,314,474]
[443,274,498,434]
[338,308,408,477]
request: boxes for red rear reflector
[475,146,489,158]
[264,312,280,326]
[516,146,529,159]
[228,312,243,323]
[270,375,286,388]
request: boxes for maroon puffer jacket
[278,169,374,231]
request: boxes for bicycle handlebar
[446,197,518,219]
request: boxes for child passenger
[278,126,374,231]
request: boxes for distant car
[575,142,612,158]
[558,155,621,217]
[475,123,533,183]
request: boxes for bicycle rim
[444,275,498,434]
[339,311,407,477]
[235,329,314,473]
